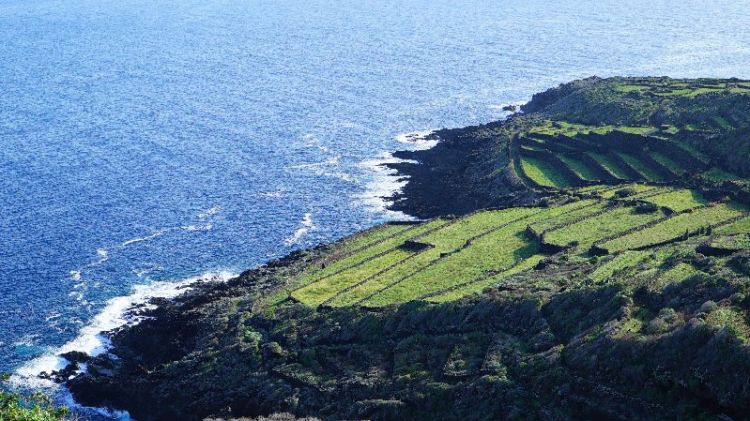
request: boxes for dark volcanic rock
[385,121,539,218]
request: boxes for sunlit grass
[521,156,570,188]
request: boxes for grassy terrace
[521,156,570,188]
[544,205,663,249]
[599,204,746,253]
[588,152,631,180]
[597,183,664,198]
[528,120,655,137]
[427,254,547,302]
[288,219,449,304]
[587,251,650,283]
[643,189,707,212]
[280,100,750,308]
[558,155,598,180]
[526,200,603,235]
[615,80,750,99]
[283,183,748,309]
[703,167,744,182]
[324,208,540,306]
[358,211,548,306]
[708,235,750,251]
[615,152,663,181]
[651,152,684,175]
[296,207,543,307]
[717,216,750,234]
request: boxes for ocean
[1,0,749,417]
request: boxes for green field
[324,208,541,306]
[708,235,750,251]
[588,152,631,180]
[642,189,707,212]
[651,152,684,175]
[588,251,650,283]
[359,215,542,306]
[427,254,547,302]
[717,216,750,234]
[703,167,741,182]
[558,155,598,180]
[521,156,570,188]
[615,152,663,181]
[281,185,750,309]
[544,205,663,249]
[600,204,745,253]
[527,200,603,236]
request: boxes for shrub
[0,389,71,421]
[646,308,680,334]
[614,187,638,198]
[635,202,659,214]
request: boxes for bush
[645,308,681,334]
[635,202,659,214]
[0,389,71,421]
[614,187,638,198]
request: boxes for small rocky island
[58,77,750,421]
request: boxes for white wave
[13,334,40,348]
[287,156,340,169]
[395,130,439,149]
[256,190,285,198]
[284,213,316,245]
[13,270,236,390]
[70,270,82,281]
[45,313,61,322]
[354,152,417,221]
[121,228,169,247]
[198,205,221,220]
[286,156,357,183]
[68,291,84,301]
[182,224,213,231]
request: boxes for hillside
[61,77,750,421]
[389,76,750,218]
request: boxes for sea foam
[355,130,439,221]
[14,271,236,388]
[284,213,316,245]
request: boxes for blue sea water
[1,0,750,415]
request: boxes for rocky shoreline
[385,122,540,219]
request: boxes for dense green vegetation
[0,387,71,421]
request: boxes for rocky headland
[51,77,750,421]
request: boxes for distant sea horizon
[2,0,750,417]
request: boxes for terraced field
[599,203,745,253]
[543,205,664,250]
[521,156,570,188]
[277,185,750,309]
[643,189,707,212]
[717,216,750,234]
[513,118,744,191]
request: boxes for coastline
[28,78,750,421]
[48,114,533,420]
[11,130,446,418]
[384,121,540,219]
